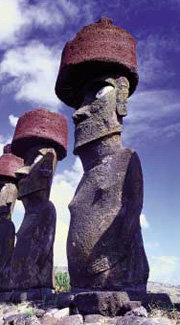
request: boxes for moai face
[0,178,18,220]
[16,145,57,199]
[73,75,129,153]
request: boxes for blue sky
[0,0,179,284]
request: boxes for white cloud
[140,213,150,229]
[0,41,63,109]
[9,114,18,127]
[0,0,95,48]
[0,0,26,47]
[123,89,180,145]
[50,157,83,266]
[0,0,75,48]
[137,33,179,85]
[149,256,180,284]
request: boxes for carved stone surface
[68,140,149,292]
[55,17,138,108]
[73,291,142,316]
[0,153,24,291]
[55,17,149,294]
[66,73,149,292]
[11,109,68,291]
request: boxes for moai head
[55,17,138,153]
[0,148,24,220]
[72,75,130,153]
[11,109,67,201]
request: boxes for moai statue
[0,146,24,291]
[55,17,149,294]
[10,109,67,291]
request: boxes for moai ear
[116,77,130,117]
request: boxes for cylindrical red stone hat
[55,17,139,108]
[0,153,24,180]
[11,109,68,160]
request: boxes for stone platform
[0,286,178,317]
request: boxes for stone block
[73,291,142,316]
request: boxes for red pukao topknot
[55,17,138,108]
[0,154,24,180]
[11,109,68,160]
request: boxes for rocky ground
[0,282,179,325]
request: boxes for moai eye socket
[1,185,6,192]
[96,85,114,99]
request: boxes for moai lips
[56,17,149,294]
[11,109,67,291]
[55,17,138,108]
[0,152,24,291]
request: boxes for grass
[148,302,180,324]
[24,306,36,318]
[54,271,70,292]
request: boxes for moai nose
[72,110,90,125]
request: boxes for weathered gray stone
[0,151,24,292]
[125,306,148,317]
[83,323,101,325]
[53,307,69,319]
[0,181,17,292]
[55,314,83,325]
[40,314,58,325]
[25,316,41,325]
[10,147,58,290]
[141,319,174,325]
[73,291,141,316]
[84,314,122,325]
[4,313,26,325]
[116,315,147,325]
[67,74,149,292]
[84,314,108,323]
[34,308,46,318]
[10,109,67,292]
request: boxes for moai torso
[11,109,67,291]
[12,198,56,289]
[0,152,23,291]
[68,140,149,292]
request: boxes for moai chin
[11,109,67,291]
[0,149,24,291]
[56,17,149,294]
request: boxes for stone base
[72,291,143,316]
[0,289,75,308]
[71,284,147,295]
[0,288,54,303]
